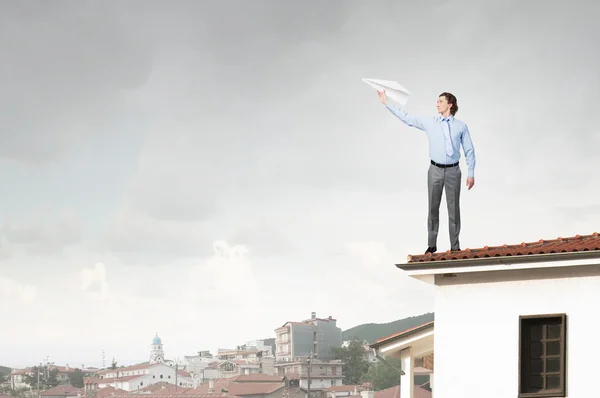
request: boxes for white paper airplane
[362,78,412,107]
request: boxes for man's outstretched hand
[377,90,388,105]
[466,177,475,190]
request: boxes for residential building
[9,369,29,390]
[274,358,343,391]
[245,340,275,358]
[395,232,600,398]
[275,312,342,361]
[216,361,260,379]
[217,347,261,362]
[216,341,276,377]
[86,362,193,391]
[184,352,218,382]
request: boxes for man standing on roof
[377,90,476,254]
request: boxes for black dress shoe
[451,248,461,252]
[425,246,437,254]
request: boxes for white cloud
[0,275,36,302]
[186,241,261,309]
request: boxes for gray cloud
[2,0,600,368]
[0,1,154,163]
[1,210,82,255]
[101,205,214,263]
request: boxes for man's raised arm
[377,90,426,131]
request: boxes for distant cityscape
[0,312,433,398]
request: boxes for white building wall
[299,378,342,390]
[101,368,149,379]
[434,267,600,398]
[11,374,28,390]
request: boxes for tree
[0,366,10,386]
[331,339,372,385]
[68,369,84,388]
[360,357,403,391]
[22,366,59,390]
[111,359,117,370]
[23,366,43,389]
[46,369,59,388]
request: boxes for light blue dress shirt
[385,103,476,178]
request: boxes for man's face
[436,96,450,114]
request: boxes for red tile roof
[40,385,83,396]
[374,385,431,398]
[89,386,128,398]
[135,382,188,394]
[177,370,192,378]
[229,374,285,383]
[52,366,78,374]
[11,368,31,375]
[407,232,600,263]
[97,374,144,383]
[114,395,229,398]
[186,379,285,396]
[96,364,153,375]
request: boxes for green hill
[262,338,275,349]
[0,365,11,384]
[342,313,434,343]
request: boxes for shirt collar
[439,114,454,122]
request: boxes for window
[519,314,567,397]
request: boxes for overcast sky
[1,0,599,369]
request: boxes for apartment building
[275,312,342,362]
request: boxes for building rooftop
[40,386,82,397]
[370,321,434,348]
[406,232,600,263]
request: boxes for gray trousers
[427,163,461,250]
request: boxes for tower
[150,333,165,364]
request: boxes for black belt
[431,160,459,168]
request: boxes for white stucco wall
[433,266,600,398]
[299,378,342,390]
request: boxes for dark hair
[439,92,458,115]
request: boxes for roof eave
[370,322,434,349]
[397,250,600,272]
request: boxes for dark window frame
[518,313,567,398]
